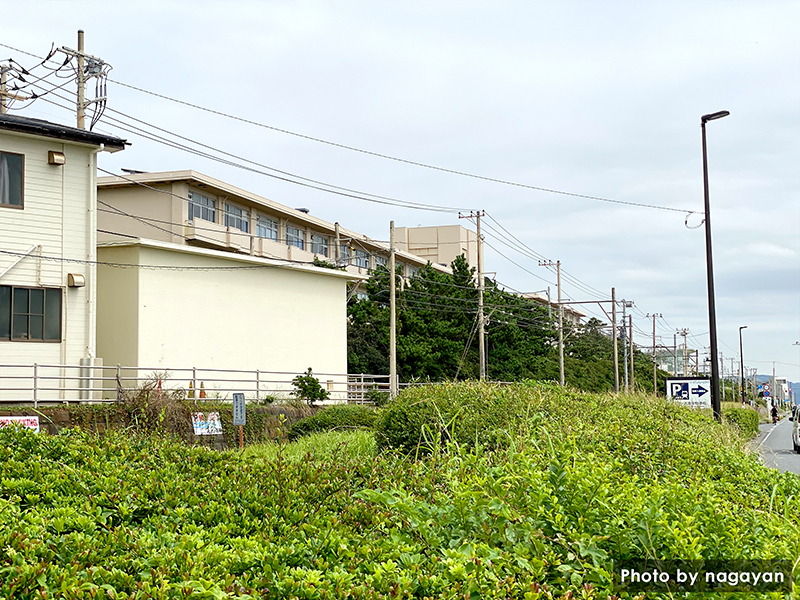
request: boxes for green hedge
[722,405,760,438]
[288,403,378,440]
[375,381,541,453]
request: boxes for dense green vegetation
[348,257,666,393]
[288,404,378,441]
[0,382,791,599]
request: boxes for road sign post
[233,393,246,450]
[666,377,712,408]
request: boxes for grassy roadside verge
[1,382,798,599]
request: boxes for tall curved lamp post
[701,110,730,422]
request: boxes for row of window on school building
[187,191,411,273]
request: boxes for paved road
[753,416,800,475]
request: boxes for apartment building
[0,114,126,400]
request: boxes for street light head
[702,110,730,123]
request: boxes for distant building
[394,225,478,269]
[97,170,450,279]
[521,292,585,327]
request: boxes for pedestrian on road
[771,403,778,424]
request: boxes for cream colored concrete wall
[96,243,349,398]
[96,245,140,370]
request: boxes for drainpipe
[86,144,103,359]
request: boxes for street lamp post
[701,110,729,423]
[739,326,747,404]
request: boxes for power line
[0,41,699,216]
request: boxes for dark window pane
[0,286,9,338]
[44,289,61,341]
[29,315,43,340]
[0,152,23,207]
[13,288,28,314]
[29,288,44,315]
[12,314,27,339]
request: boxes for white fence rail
[0,363,394,407]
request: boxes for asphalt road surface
[754,416,800,475]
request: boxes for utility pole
[677,328,689,377]
[0,62,32,114]
[612,288,619,393]
[629,314,635,391]
[389,221,397,398]
[539,260,564,386]
[621,301,633,391]
[460,211,486,380]
[334,222,341,264]
[77,30,85,129]
[58,30,109,130]
[647,313,662,394]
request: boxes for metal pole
[389,221,397,398]
[557,260,564,386]
[629,315,635,391]
[701,110,729,422]
[612,288,619,393]
[77,30,85,130]
[334,222,341,264]
[477,212,486,381]
[622,303,629,391]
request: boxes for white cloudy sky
[3,1,799,381]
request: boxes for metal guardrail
[0,363,394,407]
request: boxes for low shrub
[288,403,378,440]
[722,405,760,437]
[375,381,544,453]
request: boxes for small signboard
[191,412,222,435]
[0,415,40,433]
[233,393,246,426]
[666,377,712,408]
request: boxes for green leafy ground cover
[1,382,798,599]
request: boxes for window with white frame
[310,234,328,257]
[339,244,351,261]
[224,203,249,232]
[0,151,24,208]
[354,249,369,269]
[286,225,304,250]
[0,285,62,342]
[375,256,388,269]
[409,266,419,278]
[188,191,216,223]
[256,215,278,241]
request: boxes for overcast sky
[4,1,799,382]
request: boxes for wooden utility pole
[612,288,619,393]
[389,221,397,398]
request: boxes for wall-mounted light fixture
[48,151,66,166]
[67,273,85,287]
